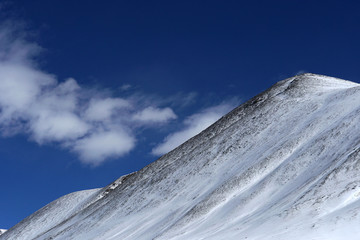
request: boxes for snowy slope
[3,73,360,240]
[0,230,6,236]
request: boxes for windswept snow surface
[0,230,6,236]
[3,73,360,240]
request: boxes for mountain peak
[260,73,359,101]
[283,73,359,91]
[3,74,360,240]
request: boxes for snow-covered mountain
[3,73,360,240]
[0,230,6,236]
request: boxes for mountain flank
[2,73,360,240]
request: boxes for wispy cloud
[0,23,178,166]
[84,98,131,122]
[0,22,240,166]
[152,101,238,156]
[120,84,131,91]
[132,107,177,124]
[295,70,307,75]
[72,130,135,166]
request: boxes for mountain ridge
[2,73,360,240]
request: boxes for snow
[2,73,360,240]
[0,230,6,236]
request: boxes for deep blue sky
[1,0,360,229]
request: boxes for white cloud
[85,98,131,122]
[30,112,90,143]
[73,131,135,166]
[133,106,177,124]
[0,22,239,165]
[0,23,178,165]
[152,102,237,156]
[0,24,41,65]
[0,64,55,115]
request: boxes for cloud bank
[152,102,237,156]
[0,23,239,166]
[0,24,178,166]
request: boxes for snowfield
[2,73,360,240]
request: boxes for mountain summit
[2,73,360,240]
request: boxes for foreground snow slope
[3,73,360,240]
